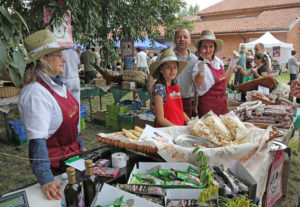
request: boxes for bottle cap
[67,167,75,175]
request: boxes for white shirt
[174,49,198,98]
[136,51,148,67]
[192,56,223,96]
[18,72,67,140]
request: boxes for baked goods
[122,128,139,141]
[202,113,232,142]
[220,112,249,141]
[130,129,142,137]
[190,117,220,144]
[134,126,144,133]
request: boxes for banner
[273,46,280,57]
[44,8,74,47]
[120,40,135,58]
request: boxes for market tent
[240,32,294,65]
[115,37,170,50]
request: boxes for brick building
[189,0,300,60]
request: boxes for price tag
[258,85,269,94]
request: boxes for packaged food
[190,117,220,144]
[96,159,111,167]
[93,166,120,177]
[202,112,232,142]
[115,184,165,196]
[220,111,250,141]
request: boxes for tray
[97,136,158,155]
[236,76,277,93]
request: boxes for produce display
[235,100,296,129]
[96,196,129,207]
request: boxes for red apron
[35,80,80,172]
[156,85,185,127]
[197,64,228,118]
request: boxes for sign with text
[121,40,135,58]
[44,8,74,47]
[273,46,280,57]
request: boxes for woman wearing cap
[150,49,190,127]
[18,30,85,200]
[236,52,268,79]
[192,30,240,117]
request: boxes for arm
[236,65,251,76]
[192,83,198,115]
[225,52,241,85]
[154,94,175,127]
[29,139,61,200]
[194,61,206,86]
[252,68,267,78]
[183,112,190,124]
[147,74,155,113]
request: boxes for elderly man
[234,45,246,85]
[254,43,272,72]
[288,50,300,85]
[147,28,198,118]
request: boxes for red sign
[44,8,74,47]
[121,40,135,58]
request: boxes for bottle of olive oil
[275,92,281,105]
[64,167,82,207]
[83,159,99,207]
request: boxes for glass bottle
[60,173,68,207]
[275,92,281,105]
[64,167,82,207]
[83,159,98,207]
[288,91,293,102]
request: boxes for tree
[178,4,200,18]
[1,0,193,69]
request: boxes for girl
[150,49,190,127]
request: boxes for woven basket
[122,70,147,84]
[0,86,21,98]
[251,94,274,105]
[236,76,277,93]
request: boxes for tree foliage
[178,4,200,18]
[1,0,193,69]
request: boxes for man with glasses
[254,43,272,72]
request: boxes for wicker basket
[251,94,274,105]
[0,86,21,98]
[236,76,277,94]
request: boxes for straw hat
[149,49,187,78]
[24,29,67,61]
[193,30,223,53]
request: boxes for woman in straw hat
[150,49,190,127]
[192,30,240,117]
[18,29,85,200]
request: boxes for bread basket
[236,76,277,94]
[251,94,274,105]
[0,86,21,98]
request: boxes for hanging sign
[273,46,280,57]
[121,40,135,58]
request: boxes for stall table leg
[99,95,102,110]
[2,112,11,143]
[89,97,93,122]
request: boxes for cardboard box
[282,148,291,197]
[230,161,257,202]
[93,78,106,87]
[93,110,107,125]
[95,183,162,207]
[134,115,154,128]
[122,81,136,90]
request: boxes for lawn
[0,72,299,206]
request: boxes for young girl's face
[160,61,178,83]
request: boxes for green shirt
[80,51,97,71]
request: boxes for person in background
[234,45,246,85]
[92,47,101,67]
[150,49,190,127]
[136,47,149,74]
[236,52,268,79]
[152,53,158,63]
[242,51,254,83]
[19,30,85,200]
[121,56,135,72]
[147,28,198,118]
[254,43,272,72]
[80,45,98,83]
[288,50,300,85]
[76,45,82,57]
[192,30,240,117]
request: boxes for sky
[183,0,222,11]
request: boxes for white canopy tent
[240,32,294,66]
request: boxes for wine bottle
[83,159,99,207]
[64,167,82,207]
[275,92,281,105]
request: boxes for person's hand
[150,104,156,115]
[42,181,61,200]
[291,80,300,98]
[198,59,209,76]
[192,105,198,117]
[228,51,240,68]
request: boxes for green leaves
[11,51,26,78]
[0,40,8,68]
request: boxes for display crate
[107,104,131,115]
[80,104,88,118]
[131,101,141,111]
[8,120,27,140]
[119,121,134,130]
[118,114,135,124]
[80,118,86,130]
[105,115,119,130]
